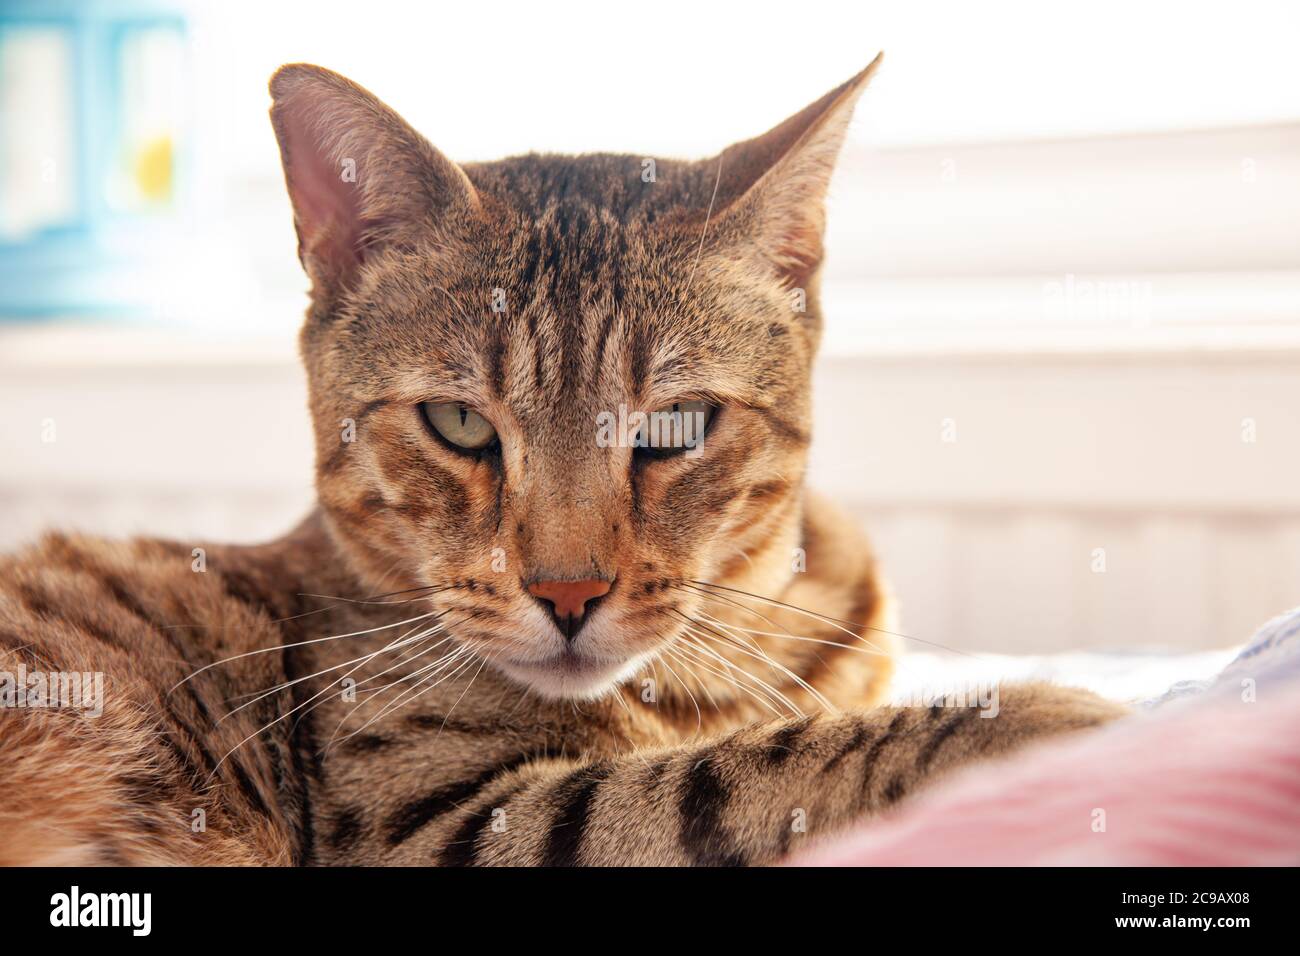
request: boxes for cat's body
[0,58,1125,866]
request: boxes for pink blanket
[789,633,1300,865]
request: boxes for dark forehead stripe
[526,310,546,391]
[628,323,652,398]
[499,203,641,402]
[584,228,630,390]
[515,205,605,306]
[519,233,542,288]
[460,157,790,406]
[590,311,618,388]
[466,153,722,224]
[487,320,508,399]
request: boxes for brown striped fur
[0,59,1125,866]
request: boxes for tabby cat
[0,57,1123,866]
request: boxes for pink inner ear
[283,109,365,272]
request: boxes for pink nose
[527,579,612,637]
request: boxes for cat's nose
[527,578,613,640]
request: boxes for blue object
[0,0,188,318]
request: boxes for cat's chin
[495,651,648,701]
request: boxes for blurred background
[2,0,1298,654]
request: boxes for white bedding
[889,646,1240,707]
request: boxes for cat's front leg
[387,682,1124,866]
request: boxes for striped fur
[0,60,1125,866]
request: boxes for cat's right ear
[268,64,478,300]
[707,55,882,293]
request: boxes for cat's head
[269,59,878,698]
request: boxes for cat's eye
[634,400,716,458]
[421,402,498,451]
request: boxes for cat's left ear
[269,64,479,301]
[711,54,882,289]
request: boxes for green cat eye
[635,400,715,457]
[421,402,498,451]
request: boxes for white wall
[812,354,1300,653]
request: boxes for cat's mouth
[494,648,647,700]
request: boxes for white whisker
[686,581,891,656]
[219,623,443,723]
[678,630,805,717]
[328,645,477,748]
[434,653,490,738]
[673,639,797,718]
[697,609,886,658]
[657,651,702,733]
[687,617,835,712]
[171,610,443,692]
[664,647,722,714]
